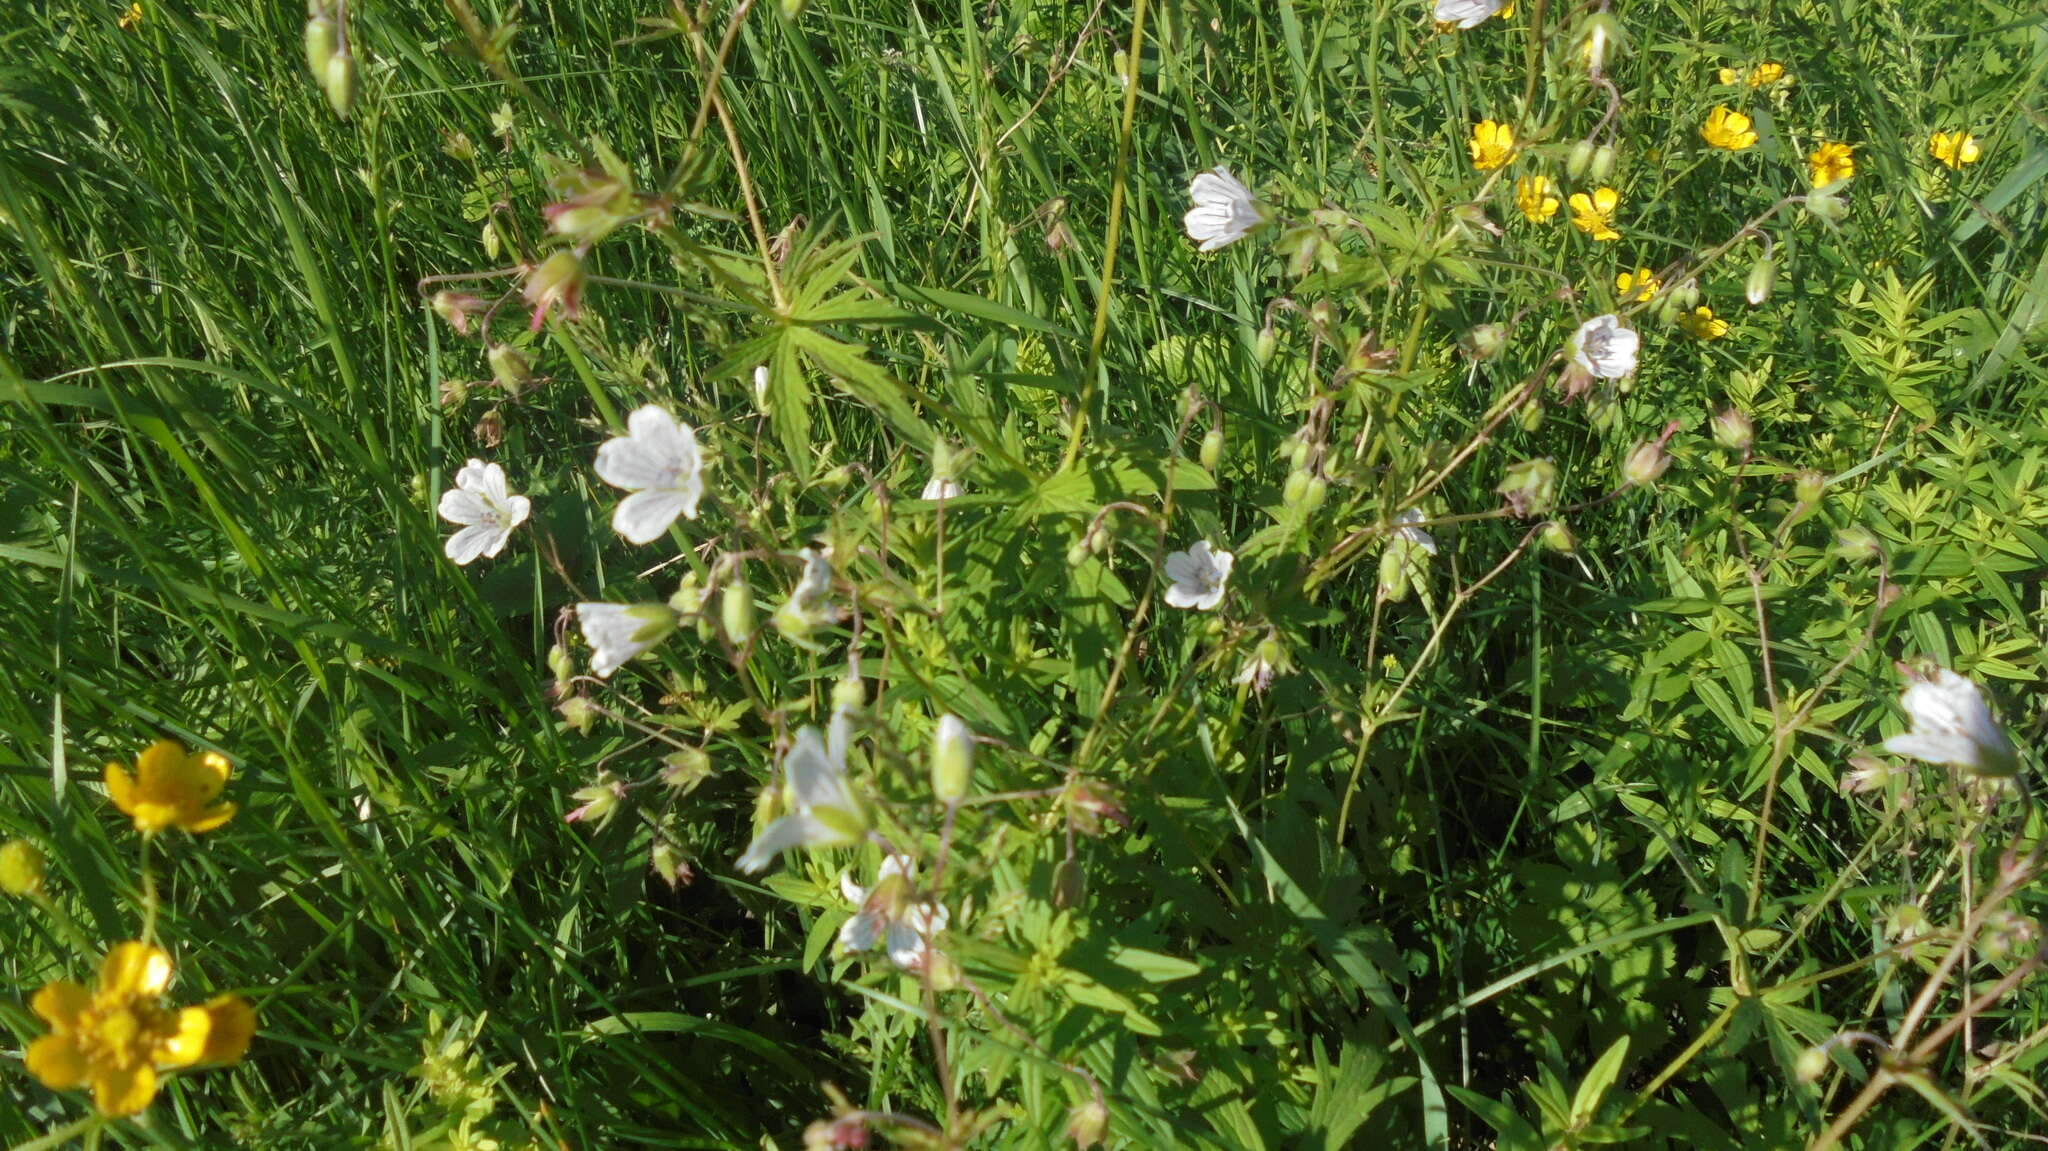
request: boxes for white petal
[840,909,883,953]
[885,922,928,969]
[1163,549,1200,585]
[613,489,691,544]
[786,726,854,812]
[735,814,827,874]
[1884,732,1982,768]
[438,488,492,526]
[840,872,867,904]
[444,523,506,565]
[502,494,531,529]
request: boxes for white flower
[1163,541,1234,611]
[1183,166,1265,253]
[595,405,705,545]
[922,474,963,501]
[1882,667,2016,777]
[1394,508,1439,556]
[437,458,531,565]
[839,855,951,971]
[752,364,771,410]
[736,711,867,873]
[772,545,843,650]
[1433,0,1505,28]
[1569,314,1640,380]
[576,602,678,678]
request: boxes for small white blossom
[1570,314,1640,380]
[576,602,678,678]
[1394,508,1439,556]
[437,458,531,565]
[1883,667,2016,777]
[839,855,951,971]
[1183,166,1265,253]
[1434,0,1505,28]
[772,545,843,650]
[1163,541,1234,611]
[736,711,867,873]
[595,405,705,544]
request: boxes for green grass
[3,0,2047,1147]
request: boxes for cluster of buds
[304,1,355,119]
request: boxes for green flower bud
[1589,144,1618,183]
[1517,398,1545,433]
[1794,1046,1830,1084]
[1746,255,1776,305]
[1466,323,1507,360]
[304,17,337,83]
[323,50,356,119]
[1302,475,1328,509]
[1066,540,1091,567]
[1065,1100,1110,1149]
[1540,520,1577,553]
[667,573,706,617]
[1288,437,1313,472]
[1794,469,1827,505]
[558,695,596,735]
[1282,469,1312,506]
[1712,408,1754,452]
[1622,440,1672,487]
[721,581,756,646]
[0,839,46,898]
[1806,191,1847,224]
[831,675,866,712]
[547,643,574,687]
[1254,325,1278,365]
[1199,426,1224,472]
[1496,458,1560,517]
[487,343,532,392]
[1377,546,1412,602]
[649,840,691,888]
[660,747,713,793]
[1566,140,1596,181]
[931,714,974,802]
[1831,527,1881,562]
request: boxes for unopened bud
[1806,191,1847,224]
[1288,437,1313,472]
[1466,323,1506,360]
[1377,546,1412,601]
[1540,521,1577,552]
[487,343,532,392]
[1254,324,1278,365]
[667,573,706,616]
[1794,469,1827,505]
[931,714,974,802]
[323,51,356,119]
[1746,255,1776,305]
[1589,144,1617,184]
[1795,1046,1830,1084]
[547,643,574,687]
[1282,469,1312,506]
[1831,526,1881,562]
[1566,140,1595,181]
[1066,1100,1110,1149]
[650,840,692,888]
[1199,426,1224,472]
[721,581,756,646]
[1712,408,1753,452]
[1496,458,1560,517]
[563,772,625,826]
[661,747,713,793]
[304,17,338,82]
[1066,540,1091,567]
[1302,475,1328,509]
[1622,440,1672,487]
[779,0,808,17]
[558,695,596,735]
[0,839,46,897]
[831,675,866,712]
[1307,299,1337,333]
[1518,398,1544,432]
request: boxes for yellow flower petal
[134,740,185,790]
[26,1033,89,1089]
[158,1006,213,1068]
[199,995,256,1065]
[99,941,174,999]
[182,802,239,834]
[91,1062,158,1117]
[33,980,90,1028]
[106,762,138,818]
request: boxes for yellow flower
[26,942,255,1116]
[1616,267,1661,303]
[1929,131,1981,169]
[117,2,142,30]
[1701,107,1758,151]
[106,740,238,835]
[1498,0,1515,17]
[1808,141,1855,188]
[1569,187,1621,242]
[1469,120,1514,171]
[1679,306,1729,340]
[1516,174,1560,222]
[1,838,46,897]
[1749,62,1785,87]
[1717,66,1740,85]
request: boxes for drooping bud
[1806,191,1847,224]
[649,840,692,888]
[1465,323,1507,360]
[1566,140,1596,181]
[487,343,532,392]
[563,772,626,826]
[431,290,487,336]
[1254,324,1278,365]
[1377,546,1412,602]
[1622,439,1672,487]
[0,839,46,898]
[1745,254,1776,305]
[558,695,596,735]
[1496,458,1560,517]
[1540,520,1577,553]
[323,50,356,119]
[1518,397,1545,432]
[522,250,587,330]
[1794,469,1827,506]
[1831,526,1881,562]
[1282,469,1312,506]
[660,747,713,793]
[1301,475,1328,510]
[1066,1100,1110,1149]
[721,581,756,646]
[831,675,866,712]
[931,714,974,802]
[1712,408,1754,452]
[1066,539,1092,567]
[547,643,574,689]
[304,16,338,83]
[1794,1046,1831,1084]
[1589,144,1618,184]
[1199,425,1225,472]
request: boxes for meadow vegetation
[3,0,2047,1147]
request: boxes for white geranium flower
[839,855,951,971]
[922,474,963,501]
[595,405,704,545]
[1394,508,1439,556]
[1183,166,1266,253]
[1163,541,1234,611]
[736,711,867,873]
[1434,0,1505,27]
[437,458,531,565]
[576,602,679,678]
[1883,667,2017,777]
[1570,314,1640,380]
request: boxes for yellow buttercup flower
[1748,62,1785,87]
[117,2,142,30]
[26,942,255,1116]
[1929,131,1981,169]
[1679,306,1729,340]
[1616,267,1661,303]
[1717,66,1739,85]
[1469,120,1514,171]
[1701,107,1758,151]
[1516,174,1559,222]
[106,740,238,835]
[1808,141,1855,188]
[1569,187,1621,242]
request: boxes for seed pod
[931,714,973,802]
[1745,255,1776,305]
[323,50,356,119]
[1589,144,1618,184]
[487,343,532,392]
[1622,440,1671,487]
[1566,140,1595,181]
[1199,426,1224,472]
[720,581,756,646]
[304,16,338,83]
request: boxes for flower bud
[667,573,706,617]
[1254,324,1278,365]
[1566,140,1595,181]
[1806,191,1847,224]
[1282,469,1312,506]
[1377,546,1412,601]
[563,772,625,826]
[1745,255,1776,305]
[1794,1046,1831,1084]
[523,250,587,327]
[831,675,866,712]
[1066,1100,1110,1149]
[304,16,338,83]
[1301,475,1328,510]
[1307,299,1337,333]
[1622,440,1672,487]
[323,50,356,119]
[660,747,713,793]
[780,0,808,17]
[1288,437,1313,472]
[487,343,532,392]
[1517,398,1544,433]
[1066,540,1091,567]
[1199,425,1224,472]
[931,714,974,802]
[0,839,46,898]
[431,290,487,336]
[1831,526,1881,562]
[558,695,596,735]
[1589,144,1618,184]
[721,581,756,645]
[1794,469,1827,505]
[1711,408,1753,452]
[1496,458,1559,517]
[1465,323,1507,360]
[649,840,692,888]
[547,643,574,688]
[1540,520,1577,553]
